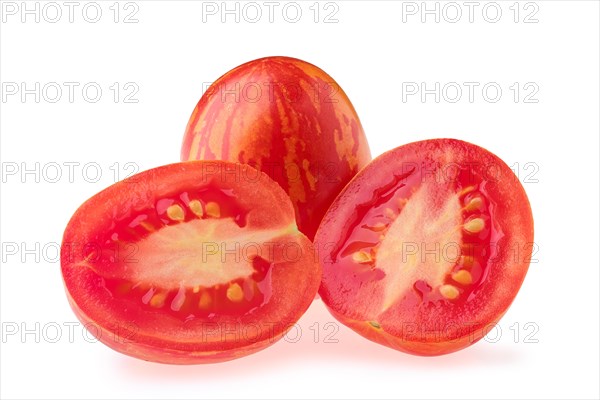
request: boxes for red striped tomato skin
[182,56,371,240]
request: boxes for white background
[1,1,599,399]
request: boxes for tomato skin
[61,161,321,364]
[181,56,371,240]
[65,290,290,364]
[315,139,534,356]
[65,289,299,364]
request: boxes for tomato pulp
[181,56,372,240]
[315,139,534,356]
[61,161,321,364]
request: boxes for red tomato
[61,161,321,364]
[181,56,371,240]
[315,139,534,356]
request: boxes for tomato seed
[226,283,244,303]
[166,204,185,221]
[459,185,476,196]
[439,284,459,300]
[451,270,473,285]
[352,251,373,264]
[188,199,204,217]
[198,292,211,309]
[463,217,485,234]
[150,292,167,308]
[464,197,484,212]
[366,222,387,232]
[205,202,221,218]
[139,221,156,232]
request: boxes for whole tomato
[181,56,371,239]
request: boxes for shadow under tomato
[112,300,524,381]
[254,300,525,370]
[112,348,283,382]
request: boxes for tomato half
[315,139,534,356]
[181,56,372,240]
[61,161,321,364]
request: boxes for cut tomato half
[315,139,534,356]
[61,161,321,364]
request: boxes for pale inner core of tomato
[377,182,462,311]
[128,218,293,288]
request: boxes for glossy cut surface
[181,56,371,239]
[315,139,534,356]
[61,161,321,364]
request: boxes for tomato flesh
[61,161,321,364]
[316,139,534,356]
[181,56,372,240]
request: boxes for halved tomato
[315,139,534,356]
[61,161,321,364]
